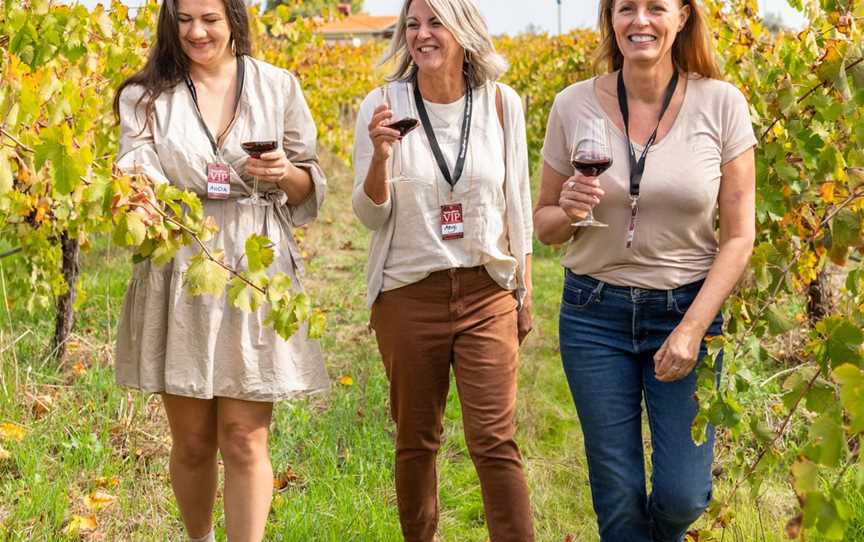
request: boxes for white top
[353,80,533,308]
[542,75,757,290]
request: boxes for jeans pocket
[671,291,692,316]
[561,284,595,311]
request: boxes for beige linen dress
[114,56,330,401]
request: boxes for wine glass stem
[252,176,259,199]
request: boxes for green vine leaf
[185,252,229,296]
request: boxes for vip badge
[440,203,464,241]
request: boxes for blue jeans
[558,271,722,542]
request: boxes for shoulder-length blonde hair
[595,0,721,79]
[381,0,508,87]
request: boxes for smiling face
[176,0,233,69]
[405,0,465,76]
[612,0,690,67]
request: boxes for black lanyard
[184,55,246,156]
[617,69,678,248]
[616,69,679,200]
[413,73,473,189]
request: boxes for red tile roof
[319,15,398,35]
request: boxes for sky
[361,0,808,34]
[76,0,808,35]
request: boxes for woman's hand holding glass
[559,174,605,223]
[244,148,294,185]
[368,103,402,164]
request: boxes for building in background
[319,15,397,45]
[317,4,397,45]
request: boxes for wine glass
[378,85,416,177]
[569,118,613,228]
[239,140,278,207]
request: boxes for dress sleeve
[721,83,758,165]
[115,85,170,185]
[282,70,326,227]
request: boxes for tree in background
[265,0,365,17]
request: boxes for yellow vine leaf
[93,476,120,488]
[0,423,26,442]
[339,375,354,386]
[84,489,118,511]
[62,515,97,536]
[820,182,836,204]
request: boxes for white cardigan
[352,80,533,309]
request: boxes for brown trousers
[371,267,535,542]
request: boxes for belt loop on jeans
[666,289,675,311]
[592,281,605,302]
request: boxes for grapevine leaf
[227,275,265,313]
[112,212,146,247]
[184,252,229,296]
[267,273,293,304]
[804,411,845,467]
[34,125,82,195]
[832,364,864,433]
[265,304,299,340]
[791,459,819,495]
[822,317,864,368]
[766,305,796,336]
[805,380,835,414]
[802,492,849,539]
[245,234,274,273]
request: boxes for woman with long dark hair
[535,0,756,540]
[113,0,328,540]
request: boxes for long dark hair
[113,0,252,124]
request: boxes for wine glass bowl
[385,117,419,137]
[241,140,278,158]
[239,140,278,206]
[380,84,419,138]
[570,119,613,228]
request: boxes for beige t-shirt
[542,75,757,290]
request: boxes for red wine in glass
[239,140,278,206]
[571,156,613,178]
[385,117,419,137]
[241,140,278,158]
[569,119,613,228]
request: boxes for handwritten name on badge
[440,203,464,240]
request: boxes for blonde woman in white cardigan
[351,0,535,540]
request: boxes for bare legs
[162,394,274,542]
[218,398,274,542]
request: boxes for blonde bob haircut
[595,0,721,79]
[381,0,508,87]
